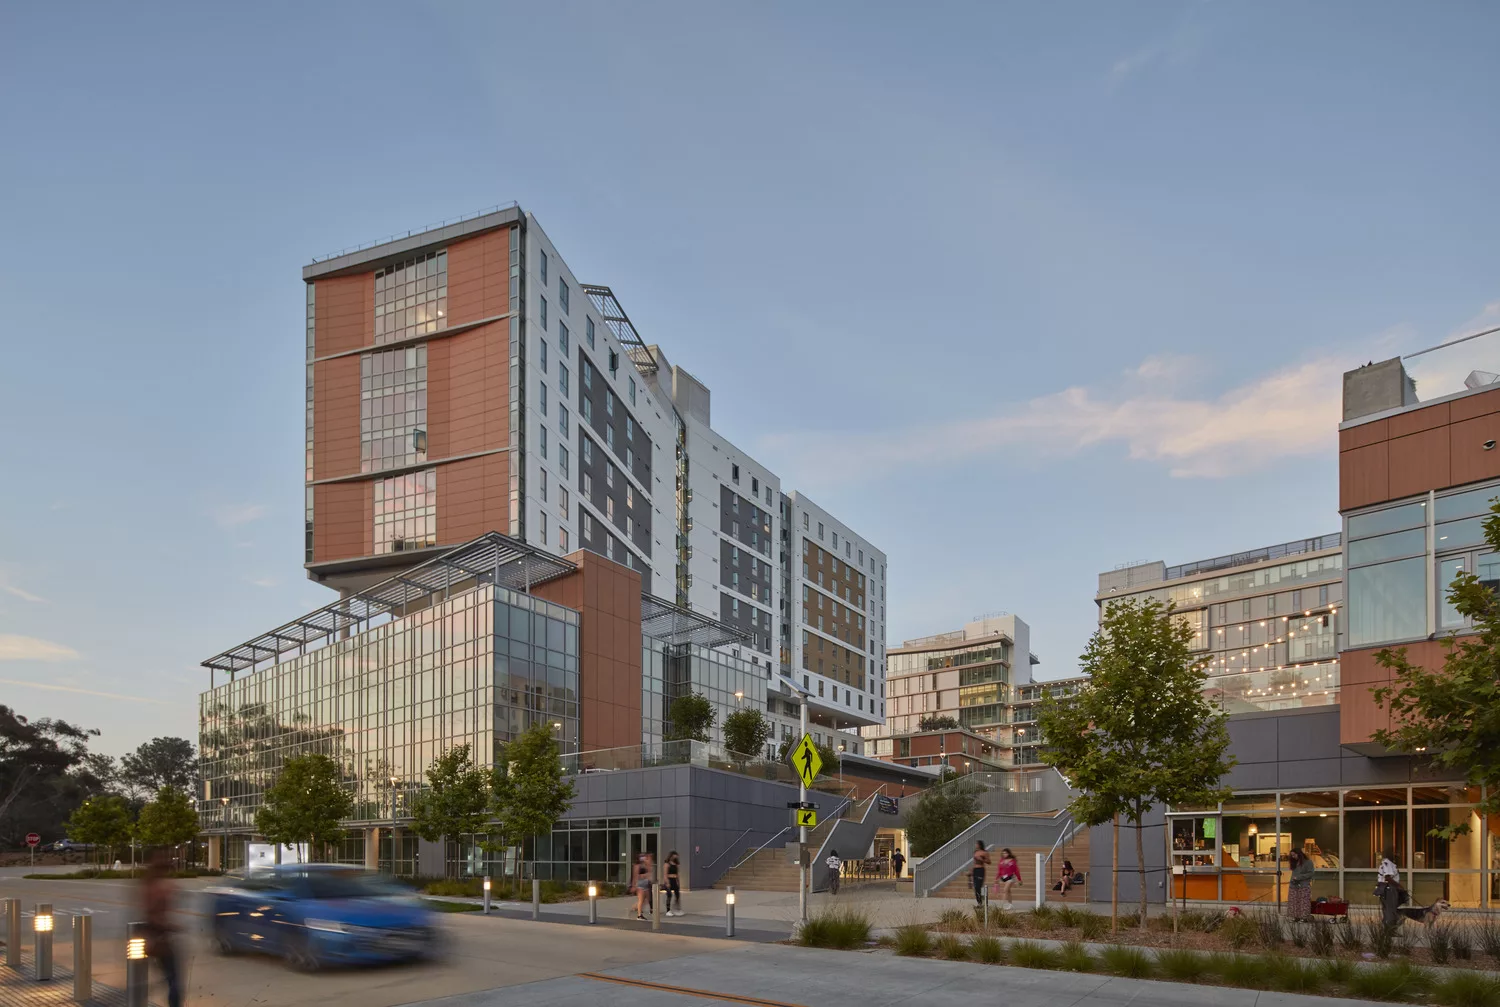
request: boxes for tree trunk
[1111,815,1119,936]
[1135,814,1147,929]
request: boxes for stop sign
[25,834,40,847]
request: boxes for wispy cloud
[248,576,277,589]
[0,582,46,604]
[1110,20,1206,85]
[0,677,175,705]
[761,353,1346,487]
[0,635,79,662]
[213,502,268,529]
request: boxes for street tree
[410,743,491,854]
[488,723,575,883]
[723,709,773,759]
[1374,498,1500,837]
[905,779,982,857]
[121,737,197,795]
[1038,596,1234,930]
[255,753,353,861]
[0,705,99,847]
[67,794,134,866]
[136,786,199,861]
[664,693,715,743]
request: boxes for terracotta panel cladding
[1386,427,1451,500]
[445,227,511,326]
[314,480,371,563]
[1450,414,1500,487]
[1449,387,1500,423]
[313,355,362,481]
[1340,641,1454,747]
[1339,442,1390,511]
[445,323,509,458]
[436,452,508,545]
[1339,419,1389,453]
[1388,401,1449,438]
[313,273,374,357]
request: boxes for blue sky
[2,1,1497,756]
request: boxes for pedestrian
[665,850,683,916]
[1287,849,1314,921]
[142,849,183,1007]
[891,848,906,880]
[825,849,842,895]
[1377,849,1402,928]
[970,840,991,907]
[633,852,654,921]
[1059,859,1075,899]
[995,847,1020,909]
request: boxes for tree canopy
[121,737,197,796]
[723,709,773,759]
[67,794,134,859]
[135,786,199,848]
[255,753,353,857]
[1038,596,1234,926]
[906,779,982,857]
[489,723,575,878]
[918,714,960,732]
[0,705,100,847]
[410,743,491,846]
[1374,499,1500,837]
[664,693,716,743]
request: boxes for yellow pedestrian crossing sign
[791,734,823,787]
[796,808,818,828]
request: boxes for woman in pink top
[995,848,1021,909]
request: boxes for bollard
[983,879,990,931]
[482,876,491,916]
[1034,853,1044,909]
[73,913,92,1002]
[726,887,736,937]
[124,922,149,1007]
[587,883,598,925]
[4,898,19,968]
[651,884,660,932]
[33,903,54,981]
[531,878,540,921]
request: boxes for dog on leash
[1397,899,1451,927]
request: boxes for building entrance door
[628,828,660,885]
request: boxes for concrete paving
[404,943,1418,1007]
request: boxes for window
[582,472,592,497]
[539,467,548,502]
[538,423,548,459]
[732,464,740,484]
[582,397,592,423]
[832,532,838,549]
[559,279,569,314]
[606,425,614,450]
[606,393,615,417]
[559,444,569,478]
[539,295,548,331]
[582,510,594,539]
[539,511,547,544]
[606,462,615,488]
[559,405,570,438]
[539,249,548,285]
[626,515,633,537]
[629,376,636,406]
[539,338,548,373]
[582,438,593,464]
[1348,557,1426,646]
[373,469,436,554]
[559,363,569,397]
[626,417,634,440]
[627,485,635,509]
[607,498,615,521]
[626,446,634,470]
[583,359,594,389]
[538,380,548,416]
[559,322,569,356]
[803,514,809,530]
[586,316,595,348]
[360,345,427,473]
[374,250,447,343]
[559,527,569,551]
[608,350,619,376]
[818,522,824,540]
[560,487,569,517]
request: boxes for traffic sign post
[26,834,39,869]
[791,736,822,789]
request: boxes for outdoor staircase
[713,802,854,893]
[931,829,1091,904]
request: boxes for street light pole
[799,695,808,924]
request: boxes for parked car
[209,864,436,970]
[47,839,92,852]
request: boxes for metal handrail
[913,808,1070,897]
[308,202,521,263]
[727,827,793,873]
[699,828,764,874]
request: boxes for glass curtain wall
[1168,785,1489,907]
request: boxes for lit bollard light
[587,883,598,925]
[4,898,19,969]
[482,876,491,916]
[125,922,149,1007]
[33,903,54,981]
[726,887,736,937]
[531,878,540,921]
[73,913,92,1002]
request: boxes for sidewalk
[0,949,134,1007]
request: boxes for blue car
[210,864,436,970]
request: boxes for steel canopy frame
[202,532,576,683]
[581,284,658,376]
[640,593,748,649]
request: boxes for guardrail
[913,809,1071,897]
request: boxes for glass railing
[1204,662,1339,714]
[562,740,844,790]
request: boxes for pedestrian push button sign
[791,734,822,788]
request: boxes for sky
[1,1,1498,757]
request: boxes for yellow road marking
[577,972,808,1007]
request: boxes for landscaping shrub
[1321,957,1356,985]
[1310,922,1336,957]
[934,933,969,960]
[1058,940,1095,972]
[985,906,1017,930]
[1453,924,1476,961]
[1029,905,1057,932]
[894,925,933,957]
[1481,918,1500,962]
[423,878,484,897]
[1253,910,1284,948]
[1268,954,1324,994]
[969,934,1005,964]
[1431,921,1456,964]
[1054,905,1084,928]
[1213,953,1271,989]
[1099,944,1153,979]
[1154,947,1210,981]
[1220,914,1256,950]
[1433,970,1500,1007]
[1347,961,1434,1002]
[1180,909,1216,933]
[1336,919,1364,954]
[1077,913,1108,940]
[1117,911,1142,930]
[798,907,872,950]
[1290,921,1308,948]
[1009,940,1061,970]
[1364,918,1396,959]
[938,908,976,932]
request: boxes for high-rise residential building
[1098,535,1344,714]
[298,204,883,751]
